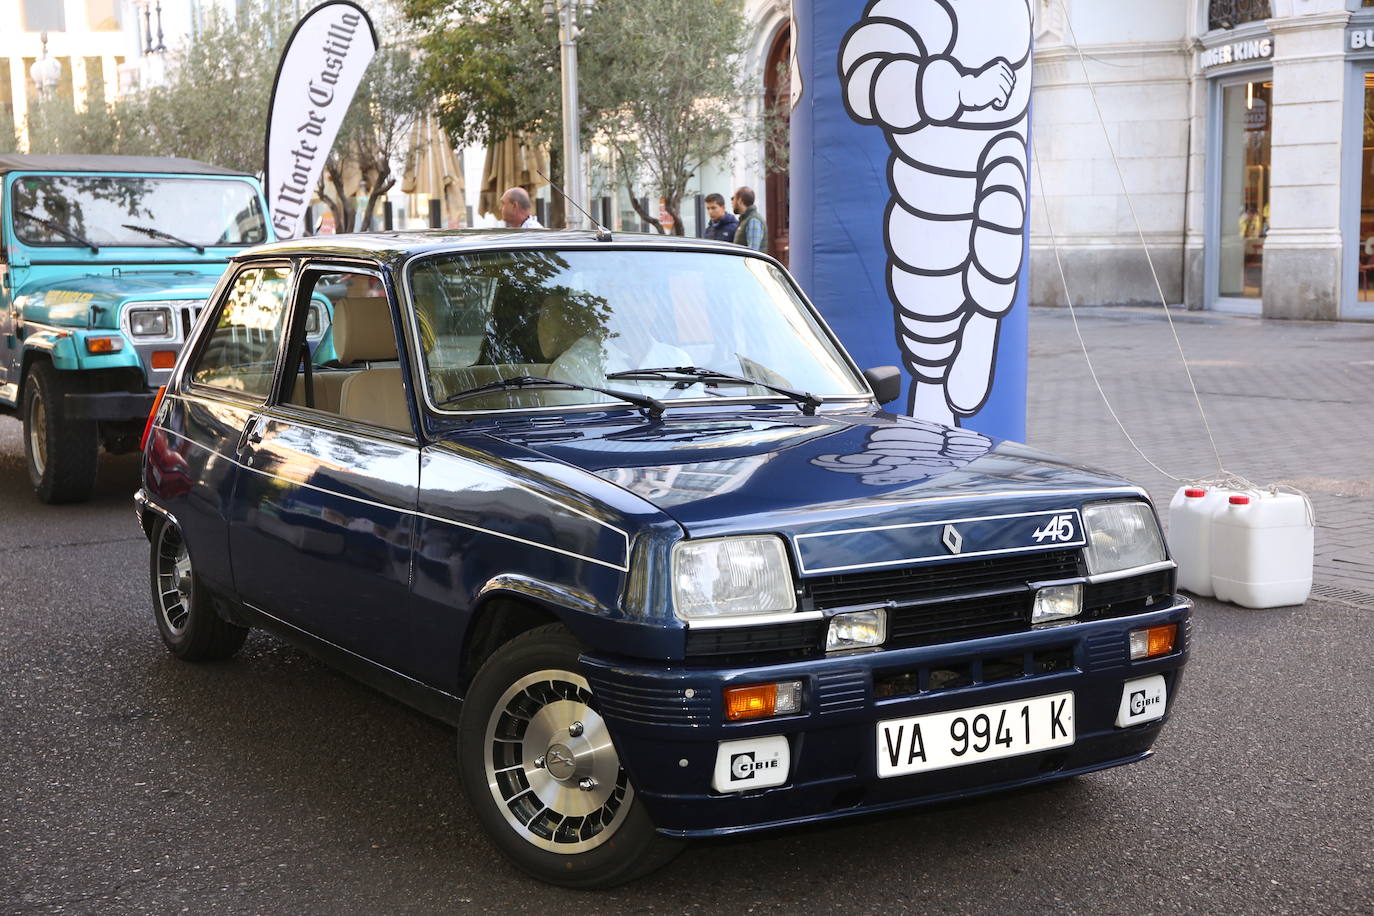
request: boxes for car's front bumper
[65,390,156,421]
[582,600,1191,838]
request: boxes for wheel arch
[458,576,603,695]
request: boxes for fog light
[724,680,802,721]
[826,609,887,651]
[85,336,123,354]
[1032,584,1082,624]
[1129,624,1178,660]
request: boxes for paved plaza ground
[1025,305,1374,604]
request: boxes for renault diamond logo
[942,524,964,554]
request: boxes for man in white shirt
[499,187,543,228]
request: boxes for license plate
[877,691,1075,778]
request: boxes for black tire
[457,623,683,888]
[149,517,247,661]
[22,361,99,504]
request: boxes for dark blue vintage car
[136,231,1190,888]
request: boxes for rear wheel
[23,361,98,504]
[149,517,247,661]
[457,624,682,888]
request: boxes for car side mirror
[863,366,902,405]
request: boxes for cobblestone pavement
[1026,305,1374,601]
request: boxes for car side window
[280,269,412,434]
[190,265,293,397]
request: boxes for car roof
[0,154,252,177]
[235,229,760,267]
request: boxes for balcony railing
[1209,0,1272,30]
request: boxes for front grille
[804,550,1080,611]
[1083,569,1175,621]
[684,618,826,665]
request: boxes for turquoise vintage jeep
[0,155,315,502]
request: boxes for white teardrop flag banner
[264,0,378,239]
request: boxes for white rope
[1036,6,1311,516]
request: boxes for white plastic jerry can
[1167,486,1229,597]
[1210,492,1315,608]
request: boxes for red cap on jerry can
[1229,495,1250,505]
[1184,488,1206,498]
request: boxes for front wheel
[457,624,683,888]
[149,517,247,661]
[23,361,98,504]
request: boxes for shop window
[1208,1,1271,31]
[23,0,65,31]
[1218,80,1271,300]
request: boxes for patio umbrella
[478,133,550,218]
[402,112,466,228]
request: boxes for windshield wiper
[122,223,205,254]
[437,375,665,419]
[15,209,99,253]
[605,365,823,415]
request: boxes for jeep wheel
[457,624,683,888]
[149,517,247,661]
[23,361,99,504]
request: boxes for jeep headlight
[306,303,323,336]
[1082,500,1166,575]
[672,535,796,620]
[129,306,173,337]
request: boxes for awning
[478,134,549,218]
[402,113,466,228]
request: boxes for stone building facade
[1032,0,1374,321]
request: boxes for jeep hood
[14,273,217,328]
[478,408,1145,568]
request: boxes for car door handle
[237,414,265,453]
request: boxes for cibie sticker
[712,735,790,793]
[1115,674,1168,727]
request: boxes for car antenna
[536,169,612,242]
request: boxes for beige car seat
[333,297,410,432]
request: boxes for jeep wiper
[15,209,99,253]
[437,375,665,419]
[122,223,205,254]
[605,365,823,415]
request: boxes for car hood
[14,272,218,328]
[474,408,1145,572]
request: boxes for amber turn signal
[151,350,177,370]
[85,336,122,354]
[140,385,166,452]
[1128,623,1178,660]
[724,681,802,721]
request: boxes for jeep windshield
[408,247,870,412]
[11,174,268,248]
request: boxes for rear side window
[190,265,292,397]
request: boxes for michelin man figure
[839,0,1033,425]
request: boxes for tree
[582,0,750,235]
[316,44,427,233]
[401,0,753,233]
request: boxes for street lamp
[543,0,594,229]
[29,32,62,99]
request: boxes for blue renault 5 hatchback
[135,231,1190,888]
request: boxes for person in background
[702,193,738,243]
[732,186,767,251]
[500,187,543,228]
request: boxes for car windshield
[408,248,869,412]
[11,174,268,248]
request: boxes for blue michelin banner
[790,0,1032,442]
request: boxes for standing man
[702,193,738,242]
[499,187,543,228]
[732,187,767,251]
